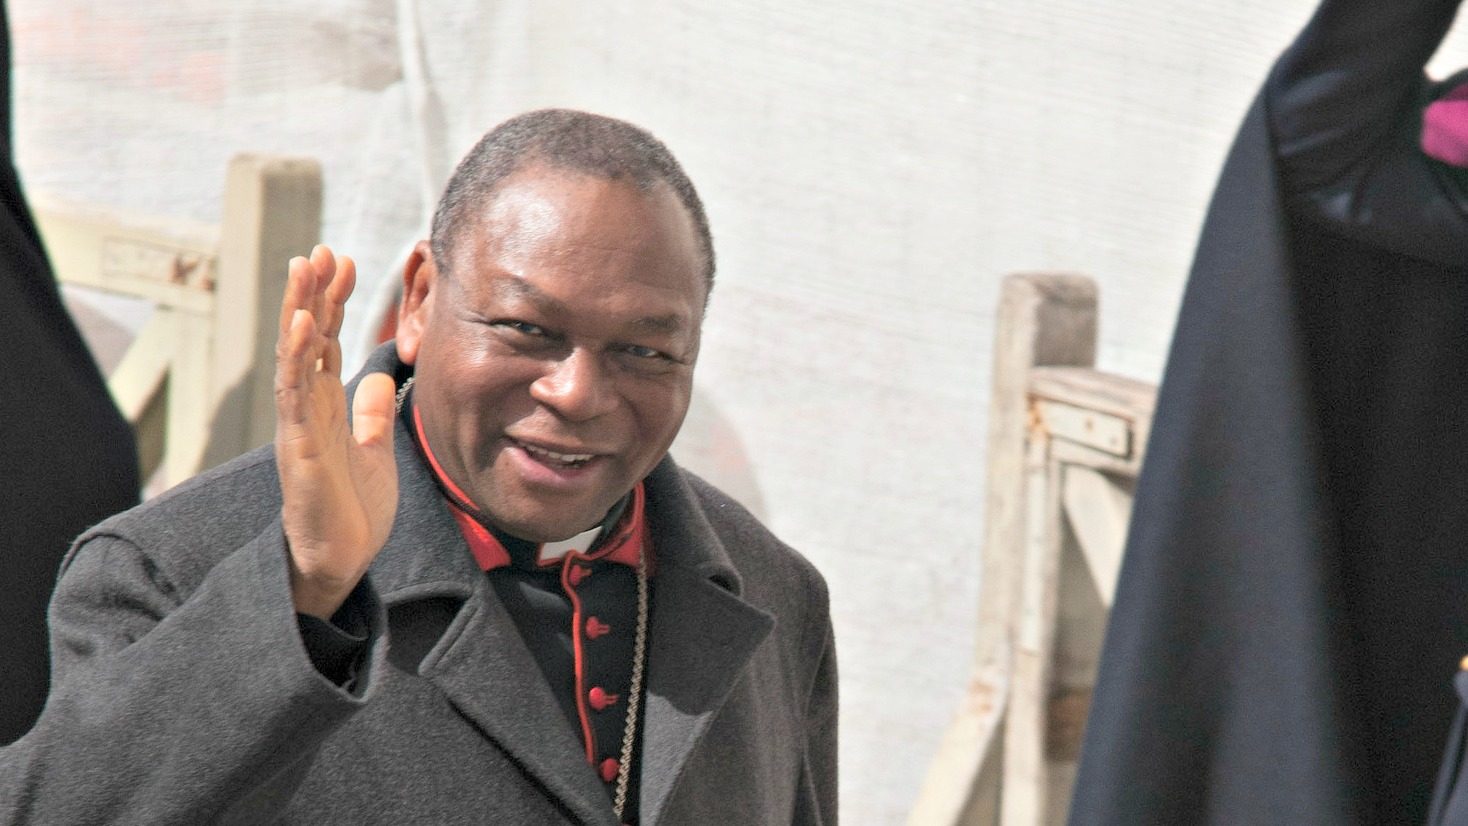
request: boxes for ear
[395,240,438,366]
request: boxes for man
[0,109,837,825]
[1069,0,1468,824]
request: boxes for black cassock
[1069,0,1468,824]
[0,1,138,744]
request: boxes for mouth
[512,438,600,470]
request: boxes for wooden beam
[203,154,322,470]
[909,274,1097,826]
[33,192,219,316]
[1061,466,1132,607]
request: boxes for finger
[318,255,357,377]
[351,372,398,450]
[320,334,343,378]
[321,338,343,379]
[306,245,336,331]
[321,254,356,341]
[275,308,319,429]
[279,256,318,339]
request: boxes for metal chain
[393,375,415,413]
[612,543,649,822]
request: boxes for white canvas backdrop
[17,1,1468,821]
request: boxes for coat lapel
[364,395,616,826]
[412,582,616,826]
[637,460,776,826]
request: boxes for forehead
[447,163,706,311]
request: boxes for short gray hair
[429,109,714,294]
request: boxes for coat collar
[637,460,776,826]
[347,346,776,826]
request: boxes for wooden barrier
[907,273,1156,826]
[35,154,322,490]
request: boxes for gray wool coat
[0,355,837,826]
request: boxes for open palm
[274,246,399,619]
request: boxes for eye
[495,320,549,337]
[621,344,666,360]
[613,343,684,375]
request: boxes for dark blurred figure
[0,0,139,744]
[1070,0,1468,824]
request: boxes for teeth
[521,442,594,464]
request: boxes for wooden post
[199,154,322,472]
[1014,367,1154,825]
[907,274,1097,826]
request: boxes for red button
[599,757,620,782]
[568,566,590,587]
[589,686,620,711]
[586,616,612,639]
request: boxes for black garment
[1069,0,1468,823]
[0,0,138,744]
[487,549,648,824]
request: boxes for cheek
[425,332,528,387]
[418,342,518,418]
[447,354,554,429]
[629,381,693,447]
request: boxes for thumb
[352,372,399,450]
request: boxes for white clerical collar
[537,525,606,564]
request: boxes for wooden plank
[204,154,322,470]
[105,311,173,423]
[1061,466,1133,606]
[904,668,1008,826]
[33,192,219,315]
[1017,444,1059,656]
[163,310,214,484]
[910,273,1097,826]
[1002,442,1067,826]
[1032,399,1131,459]
[131,371,167,485]
[1047,438,1143,479]
[1028,366,1156,424]
[105,310,175,482]
[980,274,1096,664]
[1031,366,1156,472]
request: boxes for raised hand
[274,246,399,619]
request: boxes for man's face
[396,162,706,542]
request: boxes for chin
[501,507,605,543]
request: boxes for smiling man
[0,110,836,826]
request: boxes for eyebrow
[629,314,686,335]
[490,275,688,334]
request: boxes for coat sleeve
[787,553,837,826]
[796,616,838,826]
[1265,0,1468,268]
[0,524,386,825]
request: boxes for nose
[530,348,618,422]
